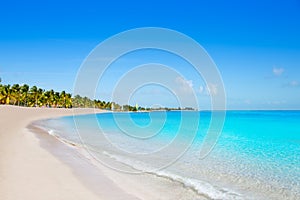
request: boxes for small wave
[103,151,243,200]
[47,130,81,148]
[38,124,81,148]
[48,129,56,136]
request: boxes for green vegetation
[0,82,72,108]
[0,79,195,111]
[0,80,142,110]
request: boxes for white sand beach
[0,105,203,200]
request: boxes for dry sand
[0,105,204,200]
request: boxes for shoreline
[0,105,204,200]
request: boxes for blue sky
[0,0,299,109]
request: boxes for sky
[0,0,300,109]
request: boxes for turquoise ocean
[35,111,300,200]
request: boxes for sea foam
[103,151,243,200]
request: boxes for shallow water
[36,111,300,200]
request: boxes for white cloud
[198,83,218,96]
[206,83,218,96]
[199,85,204,94]
[289,80,299,87]
[175,76,193,93]
[273,67,284,76]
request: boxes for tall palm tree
[49,89,55,107]
[29,86,38,107]
[20,84,29,106]
[60,91,66,108]
[11,84,21,106]
[43,91,51,107]
[37,88,44,107]
[53,92,60,108]
[65,93,72,108]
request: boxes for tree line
[0,79,194,111]
[0,81,72,108]
[0,79,142,110]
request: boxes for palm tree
[11,84,21,106]
[20,84,29,106]
[0,83,3,104]
[65,93,72,108]
[105,101,111,110]
[43,91,51,107]
[29,86,38,107]
[60,91,66,108]
[48,90,55,107]
[0,84,15,104]
[73,95,84,107]
[53,92,60,107]
[37,88,44,107]
[83,96,91,108]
